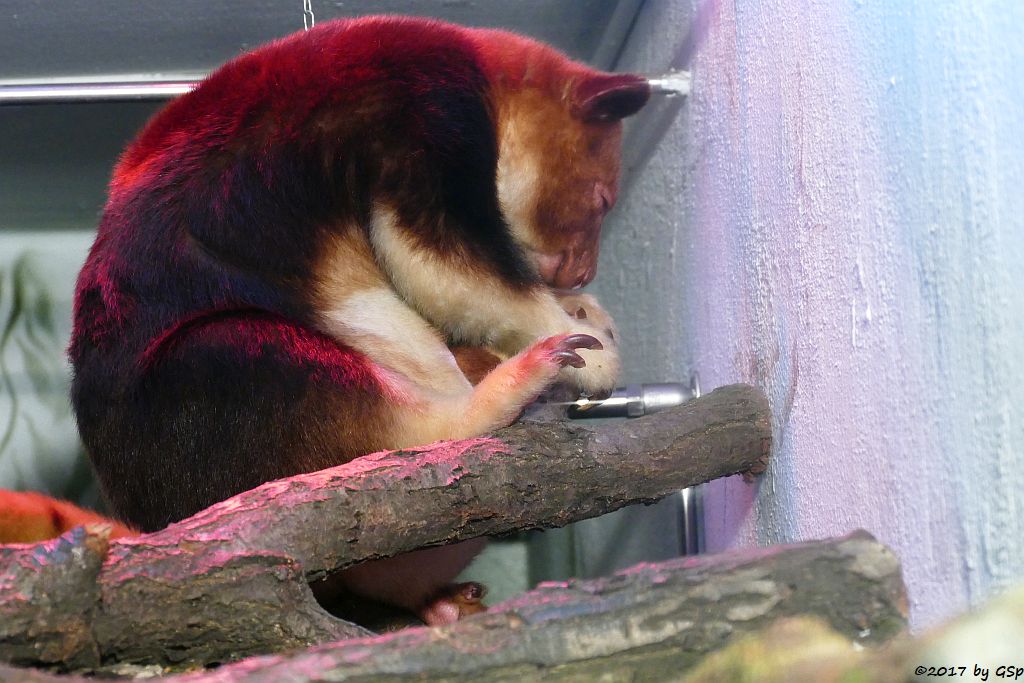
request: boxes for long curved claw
[562,333,603,351]
[551,349,586,368]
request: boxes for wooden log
[0,384,770,671]
[0,526,107,670]
[0,532,908,681]
[115,383,770,579]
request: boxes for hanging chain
[302,0,315,30]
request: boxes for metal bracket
[647,70,692,98]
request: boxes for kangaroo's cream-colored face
[494,90,621,290]
[493,74,648,290]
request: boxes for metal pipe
[564,375,704,556]
[680,485,705,555]
[0,71,690,106]
[0,80,196,105]
[565,376,700,419]
[646,70,692,98]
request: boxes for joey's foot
[419,581,488,626]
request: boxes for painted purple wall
[599,0,1024,629]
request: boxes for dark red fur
[71,16,647,536]
[139,308,386,391]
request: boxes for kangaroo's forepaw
[557,292,618,344]
[549,293,621,397]
[548,333,603,369]
[419,581,488,626]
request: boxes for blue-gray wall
[601,0,1024,629]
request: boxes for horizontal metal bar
[0,71,690,106]
[0,80,197,105]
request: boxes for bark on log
[0,532,908,682]
[0,526,107,670]
[0,384,770,671]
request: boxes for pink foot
[419,581,488,626]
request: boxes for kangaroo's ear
[574,73,651,123]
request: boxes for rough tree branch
[0,532,908,681]
[1,384,771,672]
